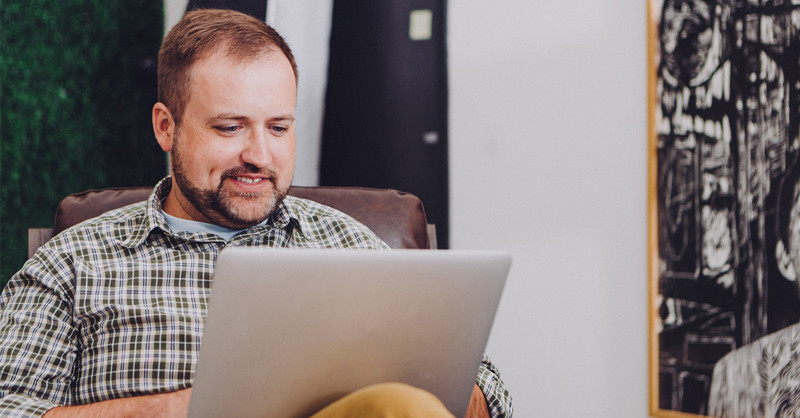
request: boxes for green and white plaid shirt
[0,178,512,417]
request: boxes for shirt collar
[268,195,319,243]
[118,177,172,248]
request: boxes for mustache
[221,165,278,183]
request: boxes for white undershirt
[161,210,250,241]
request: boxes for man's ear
[152,102,176,152]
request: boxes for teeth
[236,177,262,184]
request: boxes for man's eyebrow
[207,114,295,122]
[207,114,247,123]
[269,115,296,122]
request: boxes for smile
[235,177,265,184]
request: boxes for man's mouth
[235,176,266,184]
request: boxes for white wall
[163,0,188,33]
[267,0,333,186]
[448,2,649,417]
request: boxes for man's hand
[44,388,192,418]
[464,383,490,418]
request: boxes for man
[0,9,512,417]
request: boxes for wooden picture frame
[648,1,800,417]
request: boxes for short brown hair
[157,9,298,125]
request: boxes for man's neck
[161,210,246,241]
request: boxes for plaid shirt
[0,178,512,417]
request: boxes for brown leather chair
[28,186,436,257]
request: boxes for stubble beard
[170,141,288,230]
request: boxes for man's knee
[312,382,455,418]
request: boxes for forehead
[190,46,293,82]
[185,49,297,111]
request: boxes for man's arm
[43,389,192,418]
[465,383,490,418]
[0,253,80,416]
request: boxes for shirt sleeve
[0,249,78,417]
[0,394,58,418]
[475,354,513,418]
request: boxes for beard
[170,142,289,230]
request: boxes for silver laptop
[188,248,511,417]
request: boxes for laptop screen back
[188,248,511,417]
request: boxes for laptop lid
[188,248,511,417]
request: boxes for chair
[28,186,436,257]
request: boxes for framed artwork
[648,1,800,417]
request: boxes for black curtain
[320,1,449,248]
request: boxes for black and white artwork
[650,0,800,416]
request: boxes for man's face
[162,50,297,229]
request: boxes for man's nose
[240,129,273,168]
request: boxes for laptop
[188,248,511,417]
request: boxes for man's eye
[216,126,240,134]
[271,126,288,134]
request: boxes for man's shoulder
[51,180,167,246]
[63,200,149,235]
[282,195,371,230]
[13,200,151,293]
[283,195,351,218]
[281,195,388,249]
[40,200,150,255]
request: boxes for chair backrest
[42,186,431,251]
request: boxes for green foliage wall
[1,1,166,288]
